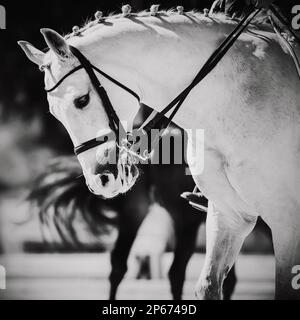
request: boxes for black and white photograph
[0,0,300,305]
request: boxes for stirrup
[181,186,208,213]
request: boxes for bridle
[45,7,261,158]
[45,45,138,156]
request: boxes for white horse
[19,8,300,299]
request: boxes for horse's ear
[17,41,45,66]
[40,28,71,60]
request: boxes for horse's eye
[74,93,90,110]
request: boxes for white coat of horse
[19,9,300,299]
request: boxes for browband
[45,65,84,92]
[45,55,140,102]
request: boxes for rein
[139,7,261,149]
[44,7,261,158]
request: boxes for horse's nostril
[131,165,137,176]
[104,148,109,158]
[100,174,109,187]
[125,166,129,177]
[87,185,94,193]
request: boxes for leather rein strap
[44,6,260,157]
[139,7,261,141]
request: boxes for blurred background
[0,0,296,300]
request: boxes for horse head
[18,27,141,198]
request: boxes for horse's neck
[85,19,231,127]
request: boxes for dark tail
[28,156,118,251]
